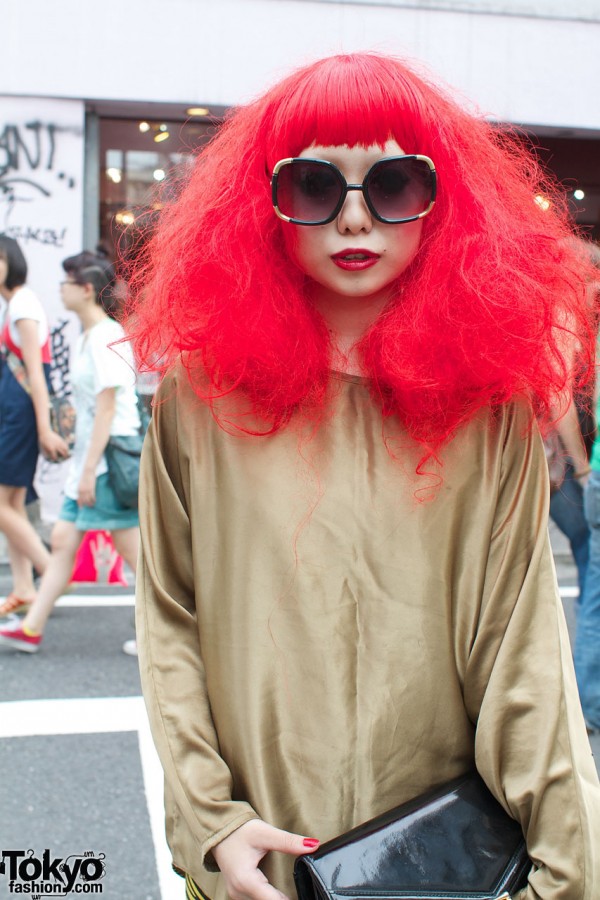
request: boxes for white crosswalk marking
[55,587,583,602]
[55,593,135,607]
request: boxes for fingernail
[303,838,320,848]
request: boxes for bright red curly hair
[126,52,596,454]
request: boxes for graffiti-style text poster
[0,96,84,330]
[0,97,85,519]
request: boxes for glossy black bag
[294,772,530,900]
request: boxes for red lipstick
[331,248,380,271]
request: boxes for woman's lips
[331,249,380,271]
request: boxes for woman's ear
[82,282,97,302]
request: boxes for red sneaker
[0,621,42,653]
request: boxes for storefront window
[99,116,219,262]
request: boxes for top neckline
[330,370,370,385]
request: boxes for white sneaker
[122,638,138,657]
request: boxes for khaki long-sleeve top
[137,367,600,900]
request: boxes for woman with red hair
[130,54,599,899]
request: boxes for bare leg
[22,520,84,635]
[111,527,139,581]
[6,539,36,599]
[0,485,50,576]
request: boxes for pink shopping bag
[70,530,128,585]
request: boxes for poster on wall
[0,96,85,519]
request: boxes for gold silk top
[137,367,600,900]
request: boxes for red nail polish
[303,838,320,848]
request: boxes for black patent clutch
[294,771,530,900]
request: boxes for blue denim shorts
[60,472,139,532]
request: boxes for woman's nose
[336,188,373,234]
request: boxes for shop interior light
[186,107,210,116]
[106,167,122,184]
[534,194,551,211]
[115,210,135,226]
[154,131,170,143]
[574,189,585,201]
[153,168,166,181]
[139,121,150,133]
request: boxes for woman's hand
[212,819,319,900]
[39,428,70,463]
[77,468,97,507]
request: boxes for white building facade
[3,0,599,130]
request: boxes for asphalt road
[0,529,598,900]
[0,581,182,900]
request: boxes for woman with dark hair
[0,250,140,649]
[104,54,600,897]
[0,235,69,617]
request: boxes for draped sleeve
[464,404,600,898]
[136,369,260,878]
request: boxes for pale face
[60,278,90,314]
[288,141,424,318]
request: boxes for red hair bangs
[259,53,433,165]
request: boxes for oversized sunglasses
[271,155,437,226]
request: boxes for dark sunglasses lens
[367,158,433,221]
[276,161,343,223]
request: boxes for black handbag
[294,771,531,900]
